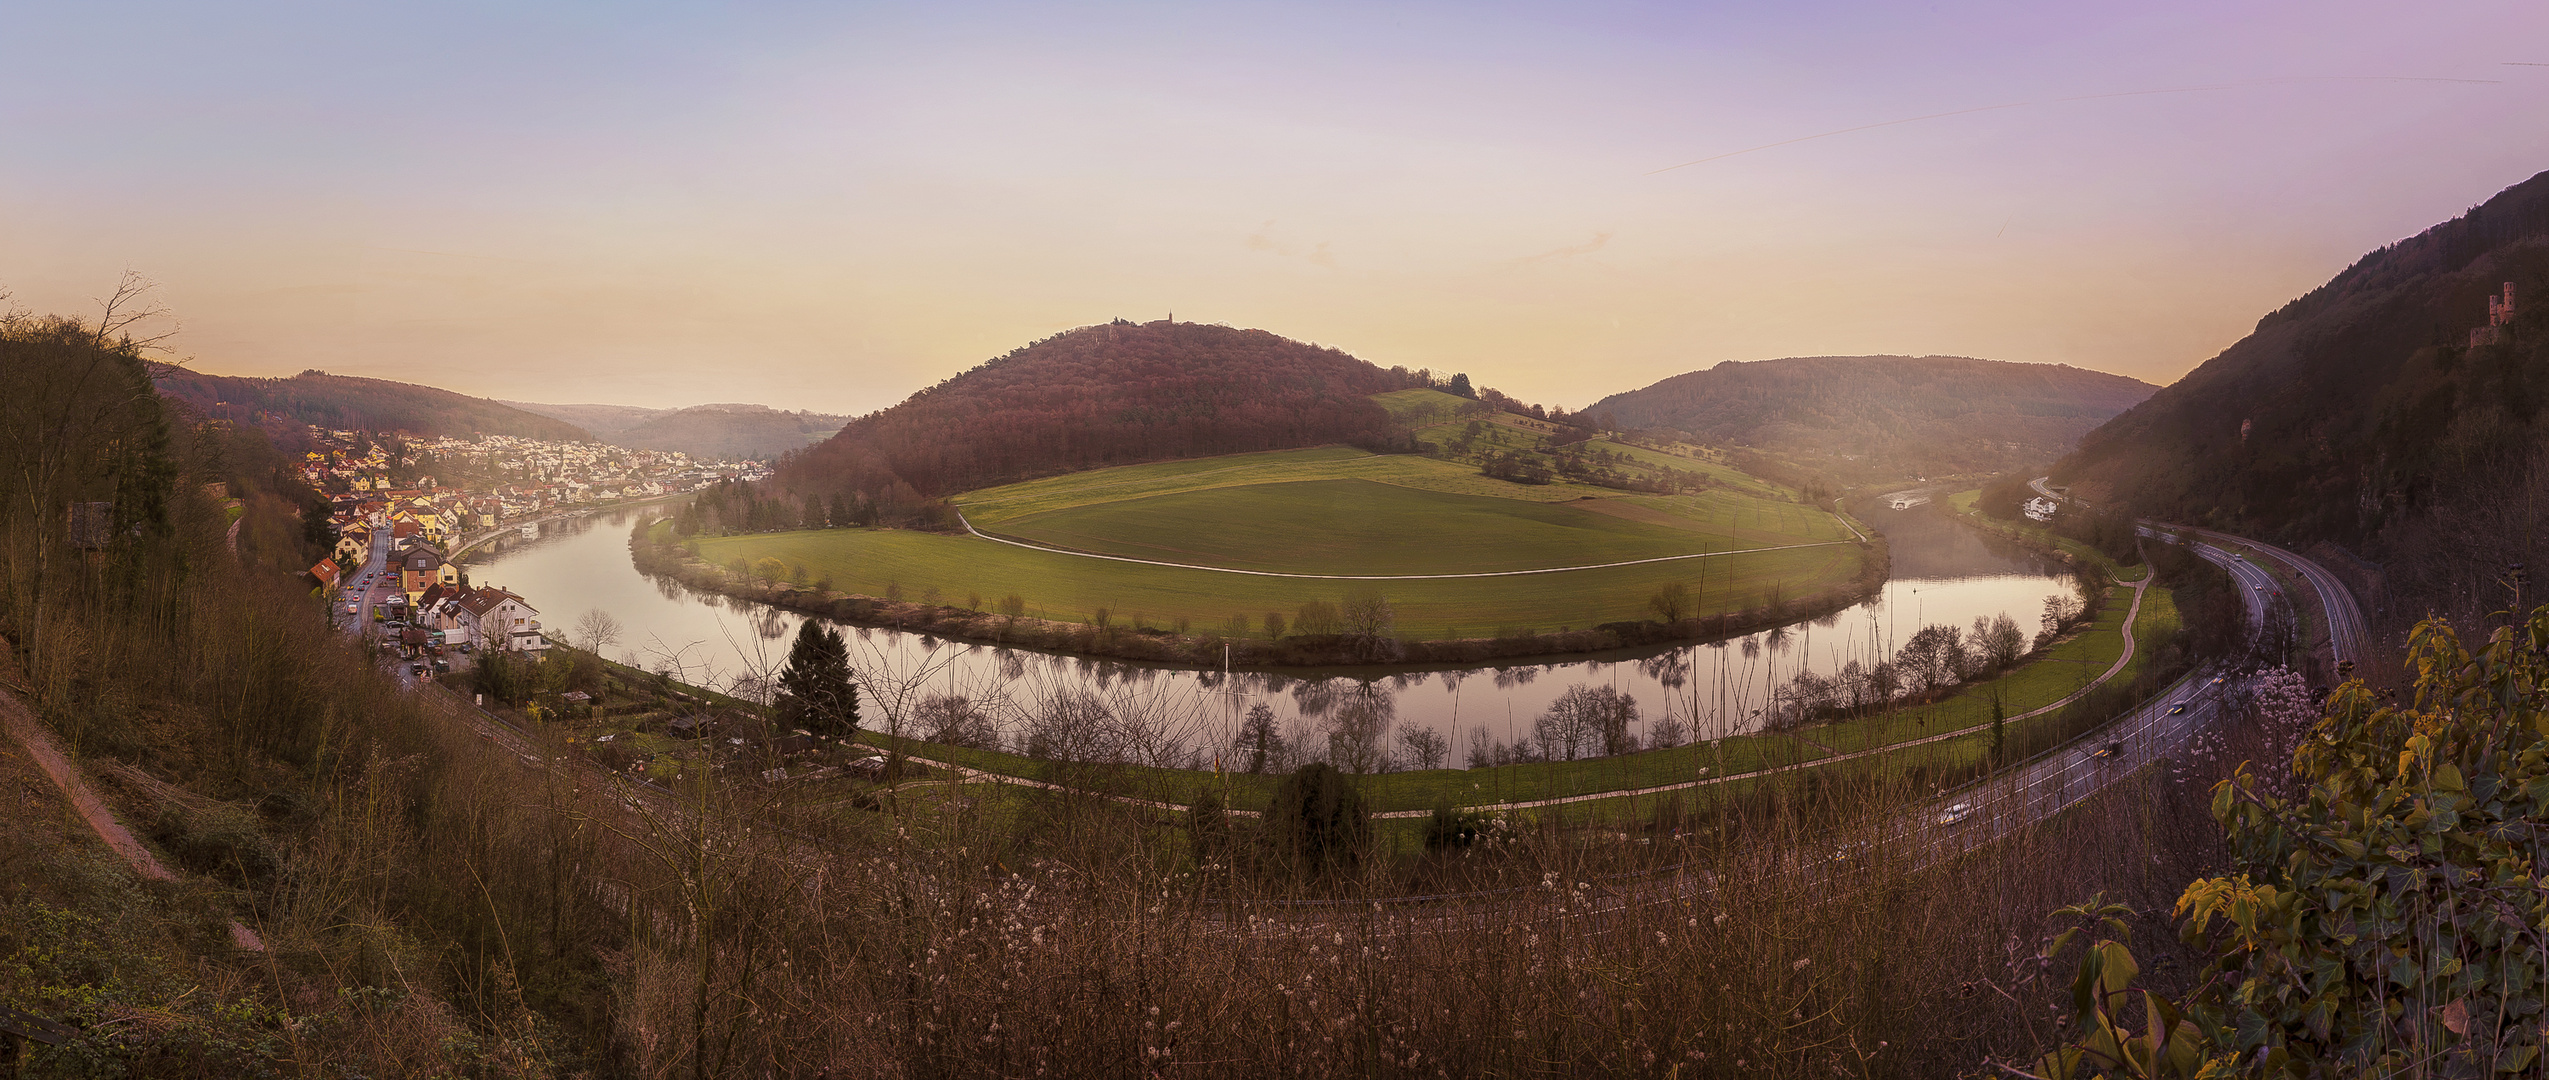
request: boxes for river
[461,497,2070,766]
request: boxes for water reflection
[464,498,2075,768]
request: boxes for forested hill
[1587,356,2154,480]
[779,320,1428,504]
[2055,169,2549,544]
[156,369,593,442]
[505,400,849,460]
[2052,168,2549,640]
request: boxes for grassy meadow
[691,441,1866,638]
[688,524,1862,640]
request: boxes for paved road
[366,493,2334,933]
[2162,524,2367,668]
[2028,475,2365,670]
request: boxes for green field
[691,524,1861,640]
[991,479,1801,575]
[689,440,1866,637]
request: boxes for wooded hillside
[1588,356,2153,481]
[778,320,1431,512]
[156,368,593,442]
[2054,167,2549,646]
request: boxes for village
[296,425,766,667]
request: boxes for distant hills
[155,369,593,443]
[778,320,1429,511]
[1588,356,2156,481]
[504,401,848,460]
[2055,168,2549,637]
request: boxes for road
[2029,476,2366,670]
[359,486,2373,933]
[2162,525,2367,668]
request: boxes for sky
[4,1,2547,415]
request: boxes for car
[410,663,426,676]
[2233,553,2246,560]
[2210,676,2226,686]
[2167,702,2189,716]
[1936,803,1975,826]
[2092,742,2123,759]
[2254,585,2265,591]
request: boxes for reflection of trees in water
[1491,665,1540,689]
[1637,649,1689,690]
[1291,678,1344,719]
[651,574,687,603]
[748,606,789,641]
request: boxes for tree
[751,556,787,585]
[1339,586,1397,659]
[1976,611,2028,671]
[1268,763,1369,874]
[1897,624,1966,693]
[1292,599,1341,637]
[1535,684,1635,761]
[2024,609,2549,1077]
[776,620,859,738]
[1648,580,1692,624]
[1396,725,1448,770]
[1447,372,1474,398]
[574,607,624,656]
[1237,703,1280,774]
[1326,690,1393,775]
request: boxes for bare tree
[575,607,625,656]
[1395,724,1449,770]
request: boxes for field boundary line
[950,507,1850,580]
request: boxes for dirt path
[951,507,1853,581]
[0,639,266,951]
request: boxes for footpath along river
[461,497,2073,761]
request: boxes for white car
[1936,803,1974,826]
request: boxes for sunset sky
[5,1,2546,414]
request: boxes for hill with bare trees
[776,319,1438,520]
[1588,356,2154,482]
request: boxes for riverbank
[1939,488,2147,582]
[448,491,694,564]
[629,517,1891,670]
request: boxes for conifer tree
[777,619,859,737]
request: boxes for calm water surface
[464,497,2070,762]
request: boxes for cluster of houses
[300,425,771,667]
[299,426,756,557]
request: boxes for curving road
[369,488,2375,932]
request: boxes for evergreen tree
[1269,763,1369,874]
[778,620,859,737]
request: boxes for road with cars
[341,479,2376,933]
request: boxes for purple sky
[4,1,2546,413]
